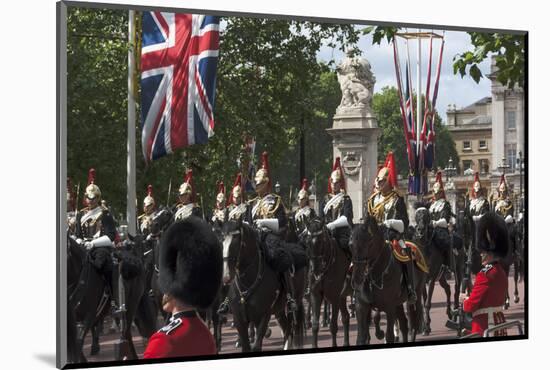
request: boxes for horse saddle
[389,240,429,274]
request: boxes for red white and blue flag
[140,12,220,162]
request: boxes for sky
[317,27,493,124]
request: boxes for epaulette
[481,263,494,274]
[247,196,259,205]
[137,213,145,221]
[159,317,182,335]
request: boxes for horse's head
[220,219,243,286]
[150,208,173,235]
[305,217,329,276]
[414,207,430,240]
[350,215,382,288]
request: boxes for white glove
[326,215,349,231]
[326,222,336,231]
[255,218,279,232]
[472,215,482,223]
[383,219,404,233]
[505,215,514,224]
[146,234,153,241]
[432,218,448,228]
[84,241,93,250]
[75,238,84,246]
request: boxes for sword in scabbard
[166,177,172,208]
[75,182,80,214]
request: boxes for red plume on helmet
[433,170,446,199]
[301,178,309,192]
[471,172,480,198]
[327,157,346,193]
[499,173,508,191]
[384,152,398,189]
[260,151,272,191]
[88,168,96,185]
[184,169,196,202]
[228,172,243,206]
[217,181,225,196]
[147,184,154,197]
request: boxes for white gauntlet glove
[472,215,482,223]
[432,218,448,228]
[383,219,404,233]
[255,218,279,232]
[326,215,349,231]
[505,215,514,224]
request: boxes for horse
[350,215,426,344]
[115,234,158,360]
[67,232,87,363]
[67,235,113,362]
[305,217,352,348]
[221,219,306,352]
[503,220,524,308]
[414,207,455,335]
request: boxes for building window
[479,159,489,174]
[506,144,517,172]
[463,160,473,174]
[507,111,517,130]
[479,140,488,150]
[463,141,472,151]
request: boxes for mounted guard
[292,178,316,243]
[226,172,247,222]
[138,185,158,237]
[211,181,227,225]
[173,169,202,222]
[366,152,416,303]
[427,171,455,265]
[492,174,515,224]
[247,151,299,312]
[319,157,353,258]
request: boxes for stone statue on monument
[336,49,376,114]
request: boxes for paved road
[82,274,525,362]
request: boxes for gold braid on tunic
[367,190,399,224]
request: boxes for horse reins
[366,241,394,290]
[233,227,265,306]
[309,227,336,286]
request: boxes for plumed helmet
[477,212,509,258]
[432,171,445,199]
[228,173,243,205]
[143,185,155,207]
[179,169,195,200]
[297,178,309,201]
[327,157,346,193]
[216,181,226,205]
[85,168,101,200]
[471,172,482,198]
[158,216,223,309]
[376,152,398,189]
[254,152,271,190]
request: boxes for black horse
[414,207,455,335]
[221,219,305,351]
[350,216,426,344]
[503,220,524,308]
[67,235,113,362]
[305,217,352,348]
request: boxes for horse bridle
[225,226,265,305]
[308,227,336,285]
[351,232,393,290]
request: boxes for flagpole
[127,10,137,235]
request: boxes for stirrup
[217,298,230,315]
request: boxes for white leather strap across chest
[80,206,102,226]
[323,192,343,215]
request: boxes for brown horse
[221,219,306,352]
[350,215,426,344]
[305,217,352,348]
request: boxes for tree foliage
[66,7,360,217]
[362,26,525,89]
[372,87,459,177]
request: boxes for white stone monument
[326,50,379,222]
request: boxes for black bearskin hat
[477,212,509,258]
[159,216,222,309]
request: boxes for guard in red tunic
[461,212,509,336]
[143,216,223,358]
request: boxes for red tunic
[143,310,217,359]
[463,261,508,336]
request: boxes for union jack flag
[140,12,220,162]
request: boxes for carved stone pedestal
[327,110,379,222]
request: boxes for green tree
[66,7,361,217]
[372,87,459,177]
[362,26,525,89]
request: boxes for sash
[175,203,194,220]
[80,206,102,226]
[229,204,246,220]
[323,193,344,215]
[295,206,311,222]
